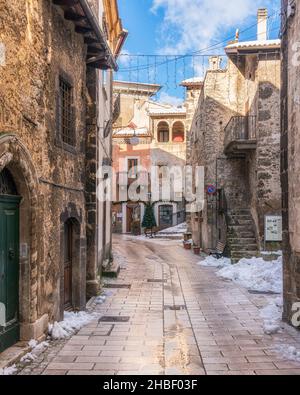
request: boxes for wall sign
[207,185,216,195]
[265,216,282,242]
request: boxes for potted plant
[193,245,201,255]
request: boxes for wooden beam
[64,11,86,22]
[75,26,93,34]
[53,0,79,6]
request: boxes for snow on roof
[181,77,204,86]
[113,127,150,137]
[225,39,281,52]
[148,107,186,116]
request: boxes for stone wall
[281,0,300,325]
[189,51,281,254]
[0,0,97,339]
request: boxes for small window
[58,77,75,147]
[158,122,170,143]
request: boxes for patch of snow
[275,345,300,362]
[0,365,17,376]
[261,250,282,256]
[259,297,283,335]
[198,255,231,268]
[217,256,282,294]
[20,341,50,363]
[95,295,107,305]
[158,222,187,235]
[48,311,97,340]
[113,251,128,269]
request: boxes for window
[58,77,75,147]
[157,122,170,143]
[172,121,185,143]
[128,158,138,179]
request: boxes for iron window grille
[58,77,75,147]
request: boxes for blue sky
[116,0,281,103]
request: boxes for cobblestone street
[16,235,300,376]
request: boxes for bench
[210,241,226,259]
[144,227,159,238]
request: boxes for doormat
[105,284,132,289]
[99,316,130,323]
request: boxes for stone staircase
[226,209,259,263]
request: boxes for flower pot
[183,242,192,250]
[193,247,201,255]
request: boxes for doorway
[0,169,21,353]
[159,205,173,230]
[64,220,73,310]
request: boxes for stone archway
[0,133,44,341]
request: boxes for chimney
[208,56,222,71]
[257,8,268,41]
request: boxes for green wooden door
[0,196,20,353]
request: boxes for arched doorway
[0,168,21,352]
[60,215,82,317]
[64,220,74,310]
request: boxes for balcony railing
[224,115,257,156]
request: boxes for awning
[52,0,118,71]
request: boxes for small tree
[142,203,157,235]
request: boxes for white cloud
[151,0,277,55]
[118,49,132,67]
[158,92,183,106]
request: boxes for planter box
[183,243,192,250]
[193,247,201,255]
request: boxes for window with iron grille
[58,77,75,147]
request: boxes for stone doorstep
[0,334,46,370]
[102,261,121,278]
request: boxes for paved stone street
[20,235,300,376]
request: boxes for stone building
[281,0,300,325]
[189,9,282,261]
[112,81,188,234]
[0,0,125,354]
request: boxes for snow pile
[158,222,187,234]
[0,365,17,376]
[275,344,300,362]
[259,297,283,335]
[48,311,97,340]
[217,256,283,293]
[261,250,282,256]
[20,341,49,363]
[198,255,231,269]
[95,295,107,305]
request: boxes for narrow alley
[17,235,300,376]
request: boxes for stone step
[227,238,257,245]
[228,226,255,234]
[230,244,258,251]
[227,209,252,216]
[227,219,253,226]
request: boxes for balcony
[224,116,257,157]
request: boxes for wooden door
[0,196,20,353]
[64,221,73,310]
